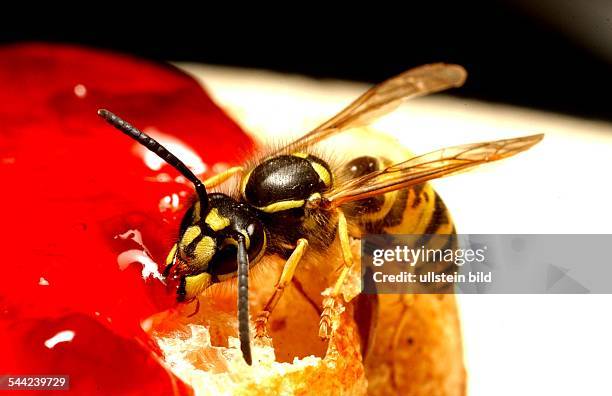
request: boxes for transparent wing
[320,134,544,208]
[273,63,467,155]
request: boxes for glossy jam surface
[0,43,254,395]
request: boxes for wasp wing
[273,63,467,154]
[322,134,544,207]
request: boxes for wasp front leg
[255,238,309,338]
[203,166,243,189]
[319,209,354,339]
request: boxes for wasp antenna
[236,235,253,365]
[98,109,208,211]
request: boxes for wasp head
[165,193,267,302]
[98,109,257,364]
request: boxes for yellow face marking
[258,199,305,213]
[222,229,250,249]
[184,272,212,300]
[310,162,331,186]
[181,226,201,247]
[292,152,309,158]
[194,236,216,266]
[166,243,178,266]
[205,208,231,231]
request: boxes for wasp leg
[319,209,353,339]
[255,238,309,338]
[186,297,201,318]
[203,166,244,189]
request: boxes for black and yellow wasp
[98,63,543,365]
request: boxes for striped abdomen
[341,155,455,237]
[342,156,463,394]
[341,155,457,288]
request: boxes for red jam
[0,43,254,395]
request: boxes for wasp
[98,63,543,366]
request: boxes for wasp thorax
[242,154,332,213]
